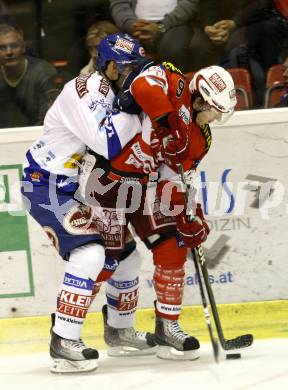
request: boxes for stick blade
[223,334,254,350]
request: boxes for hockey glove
[113,90,142,114]
[152,111,178,138]
[152,111,189,162]
[162,127,189,162]
[176,203,210,248]
[150,129,189,165]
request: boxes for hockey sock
[152,237,186,320]
[105,248,142,328]
[53,242,105,340]
[153,264,185,320]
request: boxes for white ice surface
[1,339,288,390]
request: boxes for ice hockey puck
[226,353,241,359]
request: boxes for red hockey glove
[152,112,189,163]
[152,111,180,139]
[176,203,210,248]
[162,127,189,162]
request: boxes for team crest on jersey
[115,37,134,54]
[95,209,123,234]
[209,73,226,92]
[63,205,99,235]
[75,73,92,98]
[93,208,125,250]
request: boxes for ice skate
[154,314,200,361]
[49,329,99,373]
[102,304,157,357]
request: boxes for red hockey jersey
[110,62,211,178]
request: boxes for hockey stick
[191,243,219,362]
[192,245,253,350]
[174,163,219,362]
[175,163,253,351]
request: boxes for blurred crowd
[0,0,287,129]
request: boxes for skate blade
[156,345,200,361]
[50,358,98,374]
[108,345,158,357]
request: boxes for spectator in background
[219,0,288,107]
[275,55,288,107]
[0,24,57,129]
[80,20,118,74]
[109,0,200,72]
[187,0,249,70]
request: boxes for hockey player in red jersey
[82,34,237,360]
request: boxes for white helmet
[189,65,237,124]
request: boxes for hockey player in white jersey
[21,33,157,373]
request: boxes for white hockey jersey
[23,72,142,192]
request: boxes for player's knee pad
[105,248,141,328]
[152,236,187,268]
[153,264,185,320]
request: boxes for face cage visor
[115,59,140,73]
